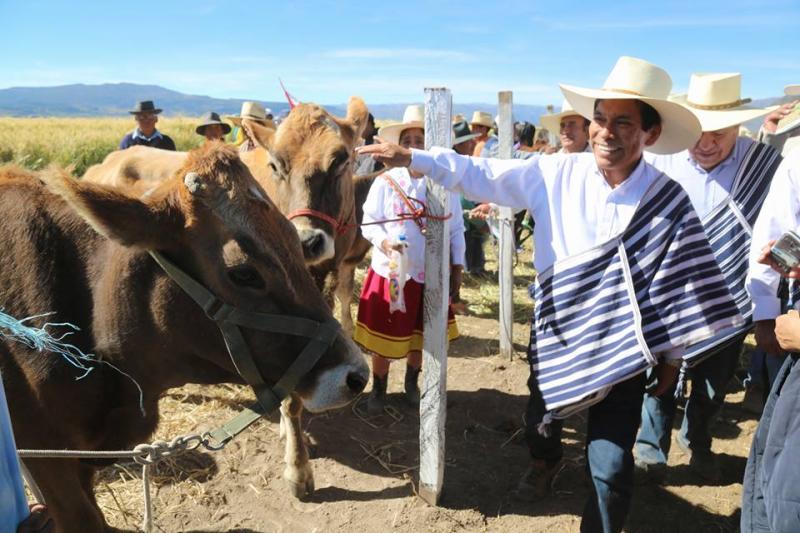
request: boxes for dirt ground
[94,258,762,533]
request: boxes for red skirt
[353,267,458,359]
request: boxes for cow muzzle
[297,227,335,265]
[301,336,368,413]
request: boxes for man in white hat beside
[540,99,592,154]
[226,101,275,152]
[358,56,741,532]
[470,111,496,156]
[633,73,783,483]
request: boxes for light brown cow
[0,143,368,532]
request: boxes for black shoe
[404,366,421,406]
[367,374,387,415]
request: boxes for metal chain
[17,432,229,533]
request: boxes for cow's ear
[41,167,182,249]
[345,96,369,140]
[242,118,275,150]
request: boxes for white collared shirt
[410,148,661,273]
[361,167,465,283]
[746,148,800,320]
[647,137,753,219]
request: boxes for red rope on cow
[287,208,352,236]
[357,196,452,235]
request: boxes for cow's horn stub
[184,172,205,195]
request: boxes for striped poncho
[681,142,782,365]
[528,172,744,417]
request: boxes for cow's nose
[300,230,325,258]
[346,371,368,393]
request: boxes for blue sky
[1,0,798,106]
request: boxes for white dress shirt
[647,137,753,219]
[361,167,465,283]
[746,148,800,320]
[409,148,685,359]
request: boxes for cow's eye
[269,161,285,181]
[228,266,265,289]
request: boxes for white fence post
[497,91,515,361]
[419,87,452,506]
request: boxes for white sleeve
[409,147,547,211]
[747,154,800,321]
[448,191,466,266]
[360,177,390,252]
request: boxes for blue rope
[0,309,145,415]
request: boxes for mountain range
[0,83,789,132]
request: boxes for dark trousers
[525,370,645,533]
[464,232,486,274]
[635,337,744,464]
[742,354,800,533]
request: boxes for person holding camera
[634,73,783,483]
[742,153,800,531]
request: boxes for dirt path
[96,311,759,532]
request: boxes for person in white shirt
[635,73,782,483]
[354,105,466,415]
[357,57,740,533]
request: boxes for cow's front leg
[279,394,314,499]
[335,262,356,335]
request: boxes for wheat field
[0,116,206,176]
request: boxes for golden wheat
[0,116,206,176]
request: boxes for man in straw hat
[358,56,742,532]
[634,73,783,484]
[756,84,800,155]
[226,101,275,152]
[470,110,496,156]
[540,99,592,154]
[195,111,232,143]
[119,100,176,151]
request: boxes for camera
[770,230,800,273]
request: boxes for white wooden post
[497,91,515,361]
[419,87,452,506]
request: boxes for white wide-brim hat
[378,104,424,145]
[540,99,584,133]
[560,56,702,155]
[227,101,275,128]
[671,73,776,132]
[470,111,494,129]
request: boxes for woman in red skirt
[354,104,465,414]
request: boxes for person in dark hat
[195,111,231,143]
[119,100,176,151]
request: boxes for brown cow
[0,143,368,532]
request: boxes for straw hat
[470,111,494,129]
[195,111,232,136]
[540,99,584,132]
[560,56,702,154]
[670,73,776,132]
[785,85,800,96]
[227,101,275,127]
[378,104,424,145]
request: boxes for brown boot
[514,458,563,501]
[367,374,387,415]
[404,366,421,406]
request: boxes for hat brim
[226,116,273,127]
[130,109,162,115]
[669,95,776,132]
[469,120,494,129]
[378,121,424,145]
[560,83,702,155]
[453,132,480,146]
[539,110,584,134]
[196,123,232,135]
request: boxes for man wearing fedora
[119,100,176,151]
[195,111,231,143]
[541,99,592,154]
[359,56,741,532]
[470,111,496,156]
[226,101,275,152]
[634,73,783,483]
